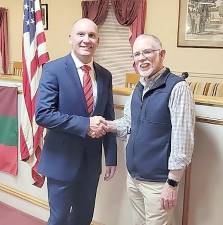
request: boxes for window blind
[94,4,134,86]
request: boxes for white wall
[188,105,223,225]
[93,109,133,225]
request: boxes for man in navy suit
[35,18,117,225]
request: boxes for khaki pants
[127,174,173,225]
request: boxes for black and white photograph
[41,3,48,30]
[178,0,223,47]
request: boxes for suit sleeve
[103,74,117,166]
[35,64,89,138]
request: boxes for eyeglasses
[132,49,161,59]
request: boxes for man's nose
[138,53,147,60]
[83,34,90,42]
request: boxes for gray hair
[135,34,163,48]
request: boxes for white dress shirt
[71,51,97,110]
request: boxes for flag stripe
[31,54,39,79]
[35,10,42,23]
[38,52,49,64]
[0,87,17,116]
[20,128,31,160]
[0,86,18,176]
[0,116,18,146]
[0,144,18,175]
[37,32,47,47]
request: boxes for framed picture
[178,0,223,48]
[41,4,48,30]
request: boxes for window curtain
[111,0,146,46]
[81,0,146,47]
[0,7,9,74]
[111,0,139,26]
[129,0,147,46]
[81,0,109,25]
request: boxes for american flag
[20,0,49,187]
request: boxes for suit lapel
[65,54,88,114]
[93,62,103,115]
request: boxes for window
[94,3,133,86]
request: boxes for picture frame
[41,4,48,30]
[177,0,223,48]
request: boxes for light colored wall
[2,0,223,80]
[1,0,23,62]
[0,0,82,62]
[41,0,82,59]
[146,0,223,81]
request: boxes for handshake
[88,116,117,138]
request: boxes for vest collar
[149,68,171,92]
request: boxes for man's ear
[68,34,72,44]
[160,49,166,59]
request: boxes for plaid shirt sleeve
[113,93,132,140]
[168,81,195,170]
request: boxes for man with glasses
[106,34,195,225]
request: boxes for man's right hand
[88,116,107,138]
[105,120,117,133]
[160,182,179,210]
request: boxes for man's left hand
[104,166,116,181]
[160,182,179,210]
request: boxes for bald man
[36,18,117,225]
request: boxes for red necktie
[81,65,94,115]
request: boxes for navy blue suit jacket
[36,54,117,181]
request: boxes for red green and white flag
[0,86,18,175]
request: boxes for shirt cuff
[168,155,192,170]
